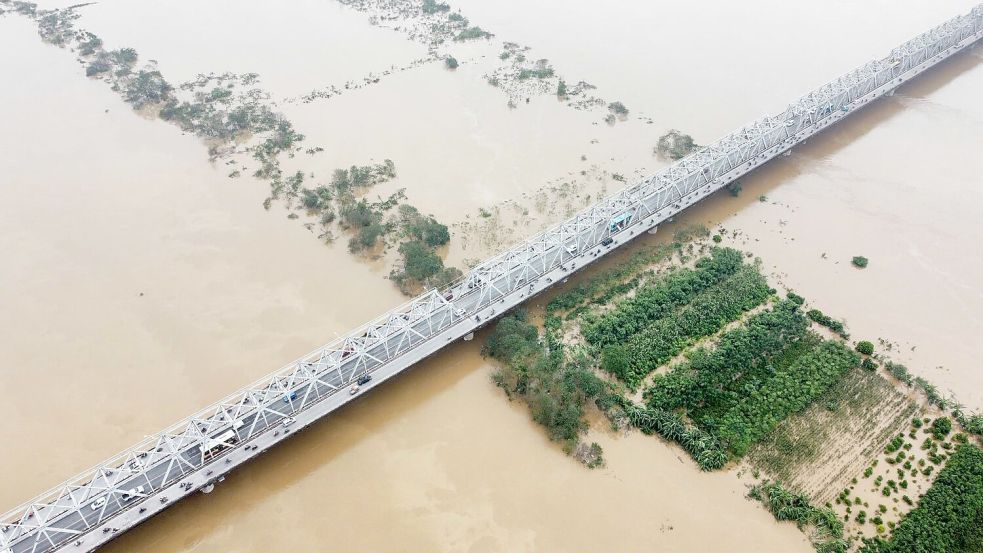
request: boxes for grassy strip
[750,481,847,553]
[603,263,771,388]
[581,246,744,346]
[547,225,708,317]
[860,444,983,553]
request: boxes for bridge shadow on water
[97,43,983,553]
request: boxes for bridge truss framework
[3,4,982,552]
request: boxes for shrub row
[806,308,846,336]
[605,263,771,388]
[582,247,745,346]
[645,297,809,416]
[622,403,727,471]
[715,340,859,457]
[752,481,846,553]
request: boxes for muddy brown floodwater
[1,0,981,551]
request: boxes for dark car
[357,374,372,386]
[600,237,614,246]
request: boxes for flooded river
[1,0,981,551]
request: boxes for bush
[85,60,111,77]
[931,417,951,440]
[398,205,450,247]
[421,0,450,14]
[608,101,629,116]
[556,80,567,97]
[655,130,699,160]
[862,358,878,371]
[885,361,913,386]
[856,341,874,355]
[455,26,493,41]
[482,309,539,363]
[445,56,459,69]
[852,256,869,268]
[600,345,629,379]
[807,309,846,335]
[518,67,554,80]
[396,240,443,281]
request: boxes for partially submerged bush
[856,340,874,355]
[655,130,699,160]
[608,101,629,116]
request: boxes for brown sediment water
[1,0,981,551]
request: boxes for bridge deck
[3,4,982,552]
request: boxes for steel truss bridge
[4,5,982,552]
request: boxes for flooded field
[1,0,981,551]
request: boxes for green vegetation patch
[581,247,744,347]
[807,308,848,337]
[484,310,619,460]
[607,101,629,116]
[547,226,708,316]
[644,296,861,462]
[716,340,859,457]
[421,0,450,14]
[454,25,493,41]
[655,129,700,160]
[608,260,772,388]
[860,444,983,553]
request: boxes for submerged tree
[655,130,699,161]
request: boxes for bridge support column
[463,332,474,342]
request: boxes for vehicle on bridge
[201,428,240,462]
[609,212,632,233]
[120,486,145,502]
